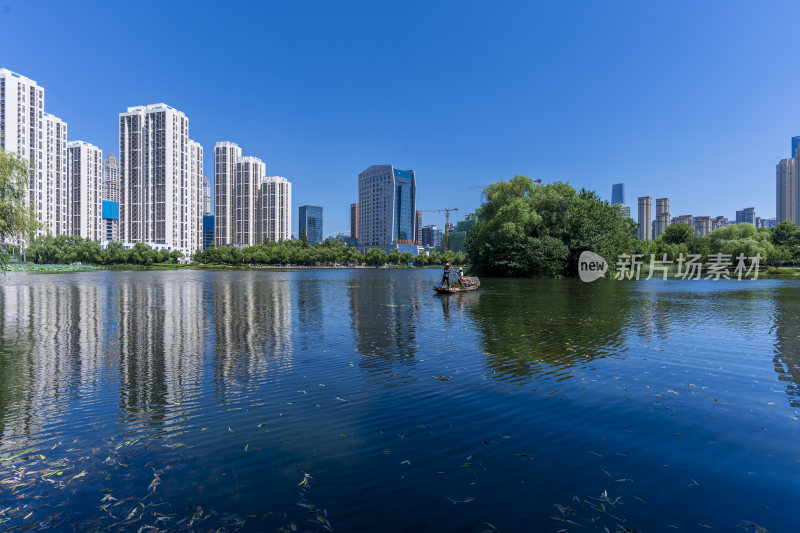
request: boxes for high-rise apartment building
[67,141,104,241]
[44,113,70,236]
[637,196,652,241]
[261,176,292,242]
[736,207,756,225]
[234,156,264,246]
[118,103,203,255]
[0,69,70,239]
[694,216,712,236]
[358,165,416,252]
[415,210,423,245]
[654,198,671,238]
[350,203,359,239]
[201,174,211,215]
[214,142,291,246]
[299,205,323,243]
[612,183,625,205]
[214,141,242,246]
[103,152,120,202]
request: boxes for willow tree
[0,146,37,269]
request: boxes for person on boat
[442,262,451,288]
[458,267,464,280]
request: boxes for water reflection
[772,286,800,407]
[212,274,292,401]
[350,272,422,381]
[465,279,632,381]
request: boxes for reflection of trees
[212,274,292,401]
[772,288,800,408]
[464,279,632,381]
[349,271,421,381]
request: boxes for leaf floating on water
[699,523,714,529]
[586,451,603,457]
[258,423,267,428]
[738,521,770,533]
[244,444,249,452]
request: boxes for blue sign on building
[102,200,119,220]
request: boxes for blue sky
[2,0,798,234]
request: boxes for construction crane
[419,207,459,251]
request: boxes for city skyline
[3,1,798,234]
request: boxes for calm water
[1,269,799,532]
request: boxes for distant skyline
[2,0,798,234]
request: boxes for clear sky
[2,0,798,234]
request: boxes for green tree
[365,248,388,266]
[0,147,38,268]
[659,223,695,245]
[466,177,637,277]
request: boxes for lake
[0,269,798,532]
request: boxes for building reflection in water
[212,274,292,402]
[349,271,421,381]
[771,286,800,408]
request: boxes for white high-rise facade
[214,142,292,246]
[0,69,70,238]
[67,141,104,241]
[118,103,203,255]
[261,176,292,242]
[638,196,652,241]
[103,152,120,202]
[201,174,211,216]
[235,156,265,246]
[214,142,242,246]
[358,165,417,250]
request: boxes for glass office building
[299,205,323,244]
[357,165,417,254]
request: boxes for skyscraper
[638,196,652,241]
[350,203,359,239]
[103,152,120,202]
[777,158,795,223]
[299,205,323,243]
[415,210,423,245]
[67,141,104,241]
[214,141,242,246]
[118,103,203,255]
[654,197,671,238]
[261,176,292,242]
[234,156,265,246]
[358,165,416,252]
[612,183,625,205]
[0,69,71,238]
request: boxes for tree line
[19,234,469,267]
[466,176,800,277]
[193,239,468,267]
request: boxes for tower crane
[418,207,459,251]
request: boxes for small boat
[434,276,480,294]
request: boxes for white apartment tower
[654,197,671,239]
[235,156,265,246]
[118,103,203,255]
[214,142,292,246]
[103,152,120,202]
[0,69,72,238]
[214,141,242,246]
[67,141,104,241]
[261,176,292,242]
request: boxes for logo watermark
[578,251,608,282]
[579,252,762,282]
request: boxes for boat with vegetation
[434,276,480,294]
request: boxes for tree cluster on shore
[466,176,800,277]
[25,236,184,265]
[193,238,468,267]
[17,234,469,268]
